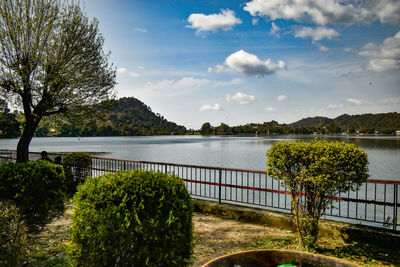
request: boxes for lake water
[0,135,399,181]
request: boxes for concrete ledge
[192,199,400,250]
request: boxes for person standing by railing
[40,151,52,162]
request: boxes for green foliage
[0,201,28,267]
[68,170,194,267]
[0,100,20,138]
[63,152,92,197]
[266,139,369,249]
[200,122,212,135]
[0,161,66,233]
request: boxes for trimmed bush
[0,201,28,267]
[63,152,92,197]
[68,170,193,267]
[267,139,369,249]
[0,161,66,233]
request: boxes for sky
[84,0,400,129]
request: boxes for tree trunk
[16,118,40,162]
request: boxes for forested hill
[290,113,400,133]
[35,97,186,137]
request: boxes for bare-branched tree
[0,0,116,162]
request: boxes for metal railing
[1,149,399,231]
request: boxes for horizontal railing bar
[92,156,267,174]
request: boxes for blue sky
[84,0,400,129]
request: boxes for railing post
[218,169,222,204]
[165,164,168,174]
[394,184,398,231]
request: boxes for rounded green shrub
[68,170,193,267]
[0,201,28,267]
[267,139,369,249]
[0,161,66,233]
[63,152,92,197]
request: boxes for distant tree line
[200,112,400,136]
[2,99,399,138]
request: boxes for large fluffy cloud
[187,9,242,33]
[226,92,256,104]
[225,50,286,76]
[294,26,339,43]
[359,31,400,72]
[244,0,400,26]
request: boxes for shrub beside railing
[68,170,194,266]
[0,161,66,233]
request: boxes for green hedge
[63,152,92,197]
[68,170,193,266]
[0,201,28,267]
[0,161,66,233]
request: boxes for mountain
[289,116,334,128]
[290,112,400,133]
[35,97,187,137]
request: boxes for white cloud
[134,28,147,33]
[225,50,286,76]
[117,67,140,78]
[269,22,280,37]
[244,0,400,26]
[317,43,330,52]
[343,48,353,53]
[294,26,339,43]
[347,98,362,105]
[373,0,400,25]
[138,66,145,70]
[200,104,222,111]
[226,92,256,104]
[359,31,400,72]
[143,77,210,95]
[187,9,242,34]
[252,18,259,25]
[327,103,344,109]
[136,77,243,97]
[208,64,226,73]
[277,95,288,101]
[265,106,275,112]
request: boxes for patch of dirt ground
[192,212,295,266]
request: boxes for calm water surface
[1,135,399,181]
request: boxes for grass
[22,207,399,267]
